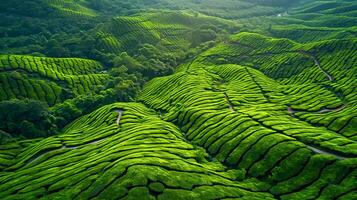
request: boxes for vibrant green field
[1,53,356,198]
[0,0,356,199]
[98,11,237,52]
[0,55,108,106]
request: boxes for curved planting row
[270,25,355,43]
[0,55,108,105]
[194,33,356,134]
[294,104,357,140]
[108,14,190,50]
[198,31,357,144]
[0,55,102,75]
[267,0,357,43]
[95,31,122,54]
[1,35,356,199]
[102,11,236,52]
[0,103,275,200]
[139,62,357,199]
[0,72,62,105]
[197,32,356,85]
[44,0,98,18]
[0,139,41,171]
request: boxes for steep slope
[140,60,357,199]
[0,103,274,199]
[0,0,357,199]
[44,0,98,18]
[0,55,108,105]
[1,36,356,198]
[272,0,357,43]
[97,11,237,53]
[190,32,357,139]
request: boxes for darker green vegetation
[0,99,55,140]
[0,1,239,140]
[0,0,52,17]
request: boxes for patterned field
[1,31,356,198]
[0,0,356,199]
[0,55,108,105]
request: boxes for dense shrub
[0,99,57,138]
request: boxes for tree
[0,130,13,144]
[191,28,217,47]
[51,101,82,128]
[0,99,56,138]
[112,52,144,73]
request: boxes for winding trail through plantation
[223,92,235,112]
[311,54,334,82]
[287,105,346,115]
[306,145,351,160]
[299,51,334,82]
[115,110,123,126]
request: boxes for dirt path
[318,105,346,113]
[202,45,335,83]
[115,110,123,126]
[311,55,334,82]
[288,105,345,115]
[299,51,334,82]
[306,145,351,160]
[223,92,235,112]
[26,111,124,166]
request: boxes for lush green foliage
[0,55,107,105]
[0,99,56,139]
[0,0,356,199]
[0,103,275,199]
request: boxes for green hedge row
[0,55,108,105]
[0,103,275,199]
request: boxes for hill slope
[0,0,357,199]
[0,55,107,106]
[1,30,357,199]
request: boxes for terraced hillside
[0,103,276,199]
[191,32,357,138]
[0,55,108,105]
[0,0,357,199]
[97,11,237,53]
[44,0,98,18]
[237,0,357,43]
[1,31,356,199]
[43,0,296,19]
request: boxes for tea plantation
[0,0,356,199]
[0,55,108,106]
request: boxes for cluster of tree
[0,37,219,143]
[0,70,141,141]
[0,0,233,143]
[52,66,142,128]
[49,38,218,130]
[0,12,97,56]
[0,99,57,140]
[0,0,53,17]
[190,24,219,47]
[92,43,185,78]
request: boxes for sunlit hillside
[0,0,356,199]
